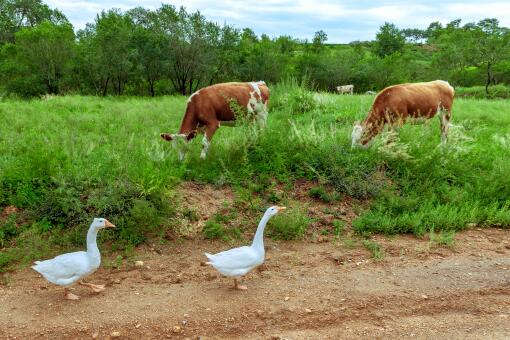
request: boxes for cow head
[160,131,197,161]
[351,121,365,148]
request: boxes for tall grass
[1,84,509,270]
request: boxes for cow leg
[439,108,451,144]
[256,103,269,128]
[200,122,219,160]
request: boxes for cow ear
[161,133,173,141]
[186,131,196,141]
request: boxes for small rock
[256,310,263,316]
[284,296,290,301]
[181,320,188,326]
[113,279,121,284]
[134,261,144,267]
[172,325,181,333]
[200,261,207,266]
[183,313,189,318]
[135,323,141,329]
[111,331,121,338]
[92,332,99,339]
[305,308,312,313]
[421,294,428,299]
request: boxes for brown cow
[161,81,270,160]
[351,80,454,147]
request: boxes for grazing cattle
[161,81,270,160]
[351,80,455,147]
[336,84,354,95]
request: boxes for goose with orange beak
[204,206,286,290]
[32,218,115,300]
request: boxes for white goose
[204,206,286,290]
[32,218,115,300]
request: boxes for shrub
[308,186,341,203]
[267,209,311,240]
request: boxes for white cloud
[44,0,510,43]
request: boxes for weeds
[363,239,384,260]
[429,228,456,247]
[308,186,341,203]
[202,213,241,241]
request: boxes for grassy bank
[1,85,509,270]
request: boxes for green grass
[1,83,510,270]
[456,85,510,99]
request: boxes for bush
[267,209,311,240]
[271,77,320,115]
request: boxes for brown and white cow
[161,81,270,160]
[351,80,454,147]
[336,84,354,95]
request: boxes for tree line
[1,0,509,97]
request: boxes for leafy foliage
[1,3,509,97]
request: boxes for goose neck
[251,212,272,250]
[86,224,100,258]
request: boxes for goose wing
[205,246,261,270]
[32,251,89,284]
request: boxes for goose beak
[104,220,116,228]
[276,206,287,212]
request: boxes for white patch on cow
[351,124,364,148]
[187,90,200,103]
[200,134,210,160]
[250,82,262,97]
[245,81,269,126]
[247,91,257,114]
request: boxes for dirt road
[1,228,509,339]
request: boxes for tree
[401,28,426,43]
[159,6,229,95]
[373,22,405,57]
[312,30,327,52]
[1,21,74,96]
[128,7,167,96]
[93,9,134,95]
[470,19,510,93]
[0,0,68,44]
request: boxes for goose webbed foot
[79,280,106,293]
[64,288,80,300]
[233,278,248,291]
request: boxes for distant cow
[161,81,270,160]
[336,85,354,95]
[351,80,454,147]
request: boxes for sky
[45,0,510,43]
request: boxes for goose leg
[79,280,106,293]
[64,288,80,300]
[233,278,248,291]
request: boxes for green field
[1,84,510,271]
